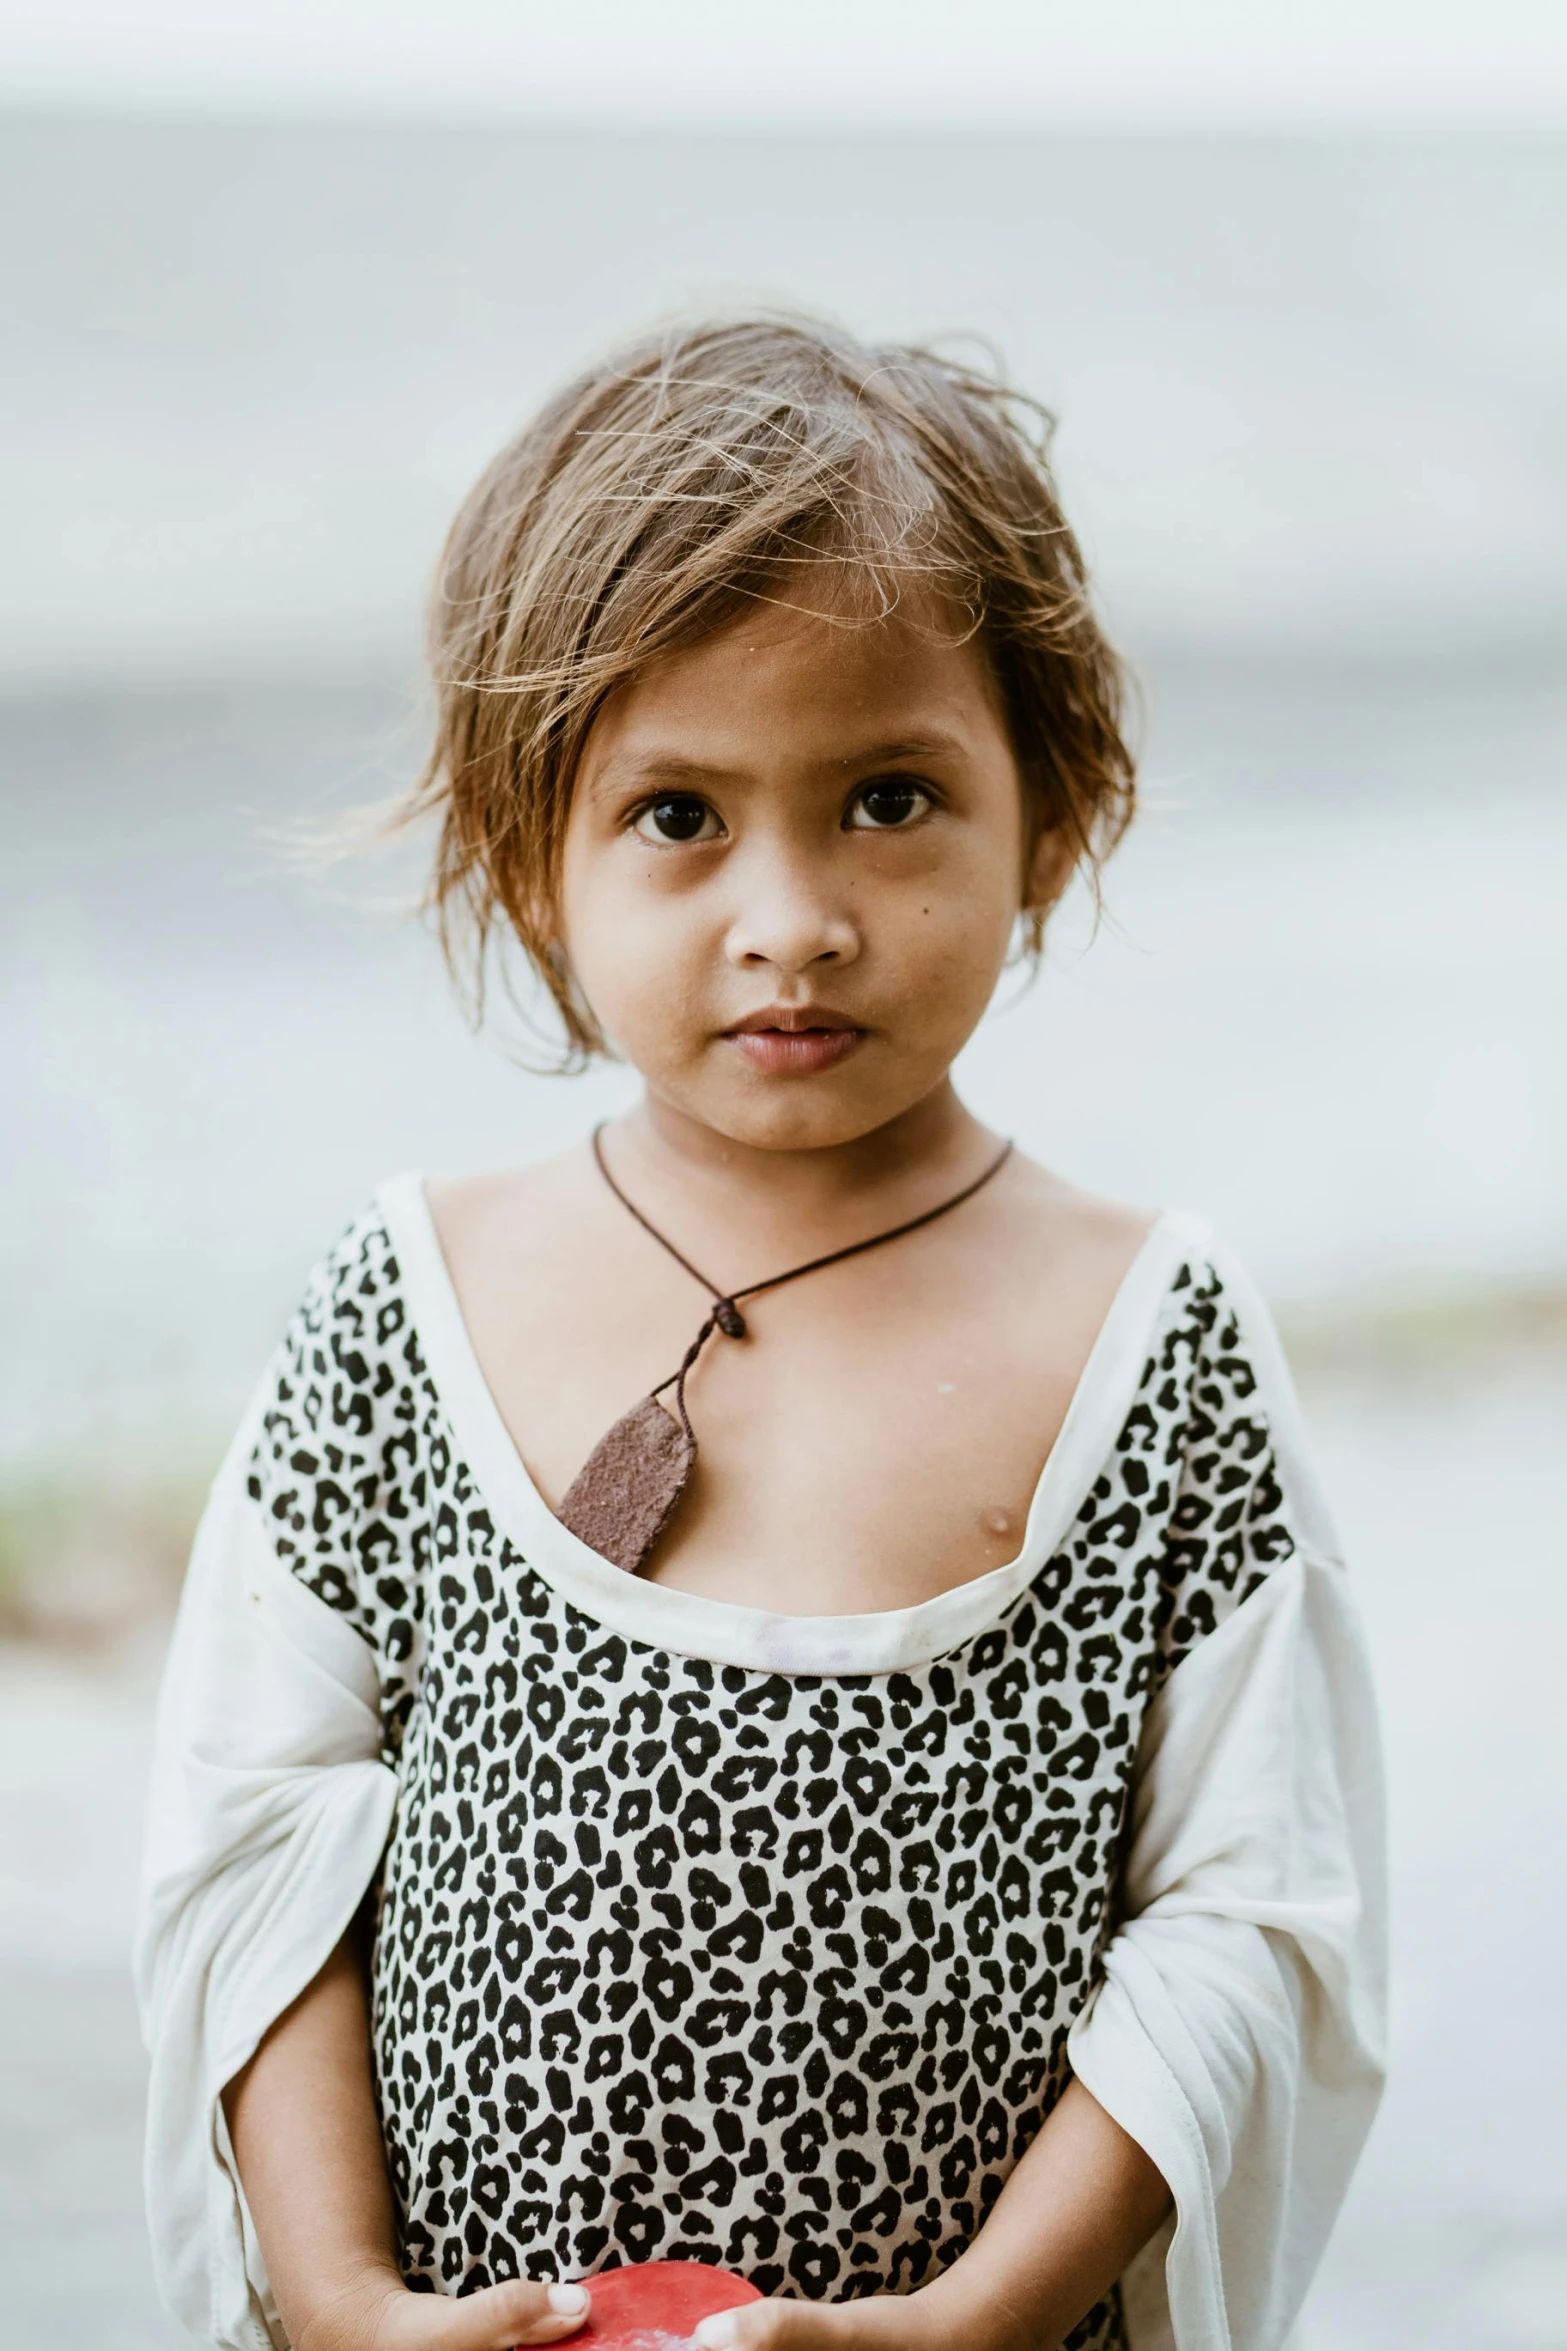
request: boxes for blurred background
[2,5,1564,2347]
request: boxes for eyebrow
[588,730,974,796]
[830,731,972,770]
[587,754,734,797]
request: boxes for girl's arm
[230,1938,1158,2351]
[914,2080,1170,2347]
[223,1933,590,2351]
[692,2080,1167,2351]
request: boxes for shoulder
[254,1191,420,1454]
[1118,1221,1343,1674]
[281,1192,410,1359]
[424,1144,599,1292]
[244,1191,434,1639]
[1001,1152,1157,1254]
[1000,1161,1294,1440]
[985,1151,1160,1324]
[1001,1172,1342,1670]
[1134,1215,1302,1496]
[1158,1221,1341,1568]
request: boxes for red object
[576,2261,763,2346]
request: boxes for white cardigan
[134,1188,1386,2351]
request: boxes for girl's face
[559,591,1066,1152]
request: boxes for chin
[676,1067,924,1154]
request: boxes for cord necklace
[556,1125,1014,1574]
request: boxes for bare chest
[640,1295,1085,1610]
[437,1187,1144,1614]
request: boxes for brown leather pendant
[556,1393,695,1575]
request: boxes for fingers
[393,2277,590,2350]
[693,2298,855,2351]
[694,2309,776,2350]
[693,2290,945,2351]
[507,2283,592,2347]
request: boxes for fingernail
[548,2285,589,2315]
[694,2318,738,2349]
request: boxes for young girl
[136,317,1385,2351]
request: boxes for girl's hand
[692,2282,1025,2351]
[296,2268,591,2351]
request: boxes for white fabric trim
[378,1171,1212,1674]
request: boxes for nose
[722,844,861,978]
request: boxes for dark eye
[633,794,721,844]
[846,779,932,831]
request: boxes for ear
[1023,822,1077,920]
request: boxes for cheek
[559,855,718,1043]
[881,840,1020,989]
[902,907,1016,1040]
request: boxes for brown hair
[401,313,1136,1064]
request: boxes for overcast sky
[5,0,1567,120]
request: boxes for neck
[611,1079,1000,1242]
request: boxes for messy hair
[400,314,1136,1064]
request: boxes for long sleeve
[1067,1250,1387,2351]
[133,1394,398,2351]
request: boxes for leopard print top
[246,1193,1296,2348]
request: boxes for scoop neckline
[376,1170,1210,1676]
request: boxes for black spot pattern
[247,1208,1295,2345]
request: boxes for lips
[724,1004,867,1076]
